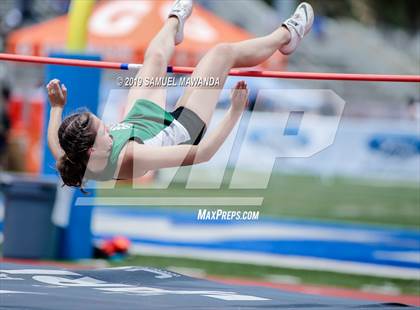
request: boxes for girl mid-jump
[46,0,314,190]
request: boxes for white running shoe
[168,0,193,45]
[279,2,314,55]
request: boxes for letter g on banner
[89,1,152,37]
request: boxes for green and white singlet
[100,99,206,180]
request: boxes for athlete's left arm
[189,81,248,165]
[128,81,248,170]
[128,109,241,170]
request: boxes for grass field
[98,172,420,295]
[99,172,420,228]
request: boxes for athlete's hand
[46,79,67,108]
[230,80,249,115]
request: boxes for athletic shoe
[168,0,193,45]
[279,2,314,55]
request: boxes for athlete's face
[91,115,113,158]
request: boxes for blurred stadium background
[0,0,419,306]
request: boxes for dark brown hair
[57,112,97,192]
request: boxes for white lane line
[92,215,413,245]
[374,251,420,264]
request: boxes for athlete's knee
[208,43,236,66]
[211,43,235,58]
[144,49,166,68]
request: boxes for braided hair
[56,112,97,192]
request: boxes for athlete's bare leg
[125,0,193,115]
[175,2,314,126]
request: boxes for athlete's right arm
[126,81,248,172]
[126,110,243,171]
[125,143,202,173]
[46,79,67,160]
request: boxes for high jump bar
[1,53,419,83]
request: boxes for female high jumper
[46,0,314,191]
